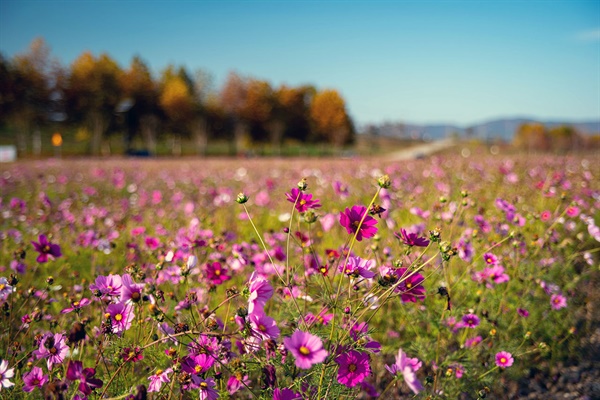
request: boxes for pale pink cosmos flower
[148,368,172,392]
[385,348,424,394]
[0,359,15,391]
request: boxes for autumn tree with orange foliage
[310,89,354,147]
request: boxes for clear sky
[1,0,599,127]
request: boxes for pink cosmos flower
[395,228,430,247]
[304,308,334,326]
[483,252,498,265]
[248,272,274,314]
[33,332,69,370]
[193,376,219,400]
[339,205,378,241]
[465,336,482,348]
[148,368,172,392]
[31,234,62,263]
[385,348,424,394]
[0,278,14,301]
[66,360,103,395]
[339,256,376,279]
[283,330,329,369]
[22,366,47,392]
[182,353,215,375]
[89,274,122,298]
[551,294,567,310]
[0,359,14,391]
[285,188,321,213]
[60,298,91,314]
[495,351,514,368]
[249,312,280,340]
[227,374,250,395]
[120,274,145,304]
[335,350,371,388]
[106,302,135,335]
[540,210,552,221]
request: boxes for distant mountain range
[364,118,600,141]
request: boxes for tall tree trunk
[141,115,158,155]
[268,119,285,156]
[233,121,248,156]
[32,126,42,156]
[193,117,208,156]
[90,111,106,156]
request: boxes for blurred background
[0,0,599,158]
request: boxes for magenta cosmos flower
[339,205,378,241]
[340,256,376,279]
[22,366,48,392]
[31,234,62,263]
[285,188,321,213]
[393,267,426,303]
[205,261,231,285]
[66,360,103,395]
[283,330,329,369]
[395,228,430,247]
[273,388,302,400]
[495,351,514,368]
[335,350,371,388]
[457,313,480,329]
[385,348,424,395]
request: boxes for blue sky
[1,0,599,126]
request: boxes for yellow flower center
[43,245,50,252]
[500,357,506,363]
[200,382,208,389]
[115,313,123,321]
[156,369,163,375]
[195,365,203,373]
[73,301,80,307]
[406,282,412,289]
[215,269,221,276]
[258,324,267,332]
[299,346,311,356]
[348,363,357,372]
[299,199,306,205]
[0,284,5,290]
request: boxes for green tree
[9,38,55,155]
[120,56,160,154]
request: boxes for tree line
[0,38,355,156]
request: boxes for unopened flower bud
[236,193,249,204]
[303,210,318,224]
[377,174,391,189]
[297,178,308,191]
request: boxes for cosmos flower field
[0,153,598,399]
